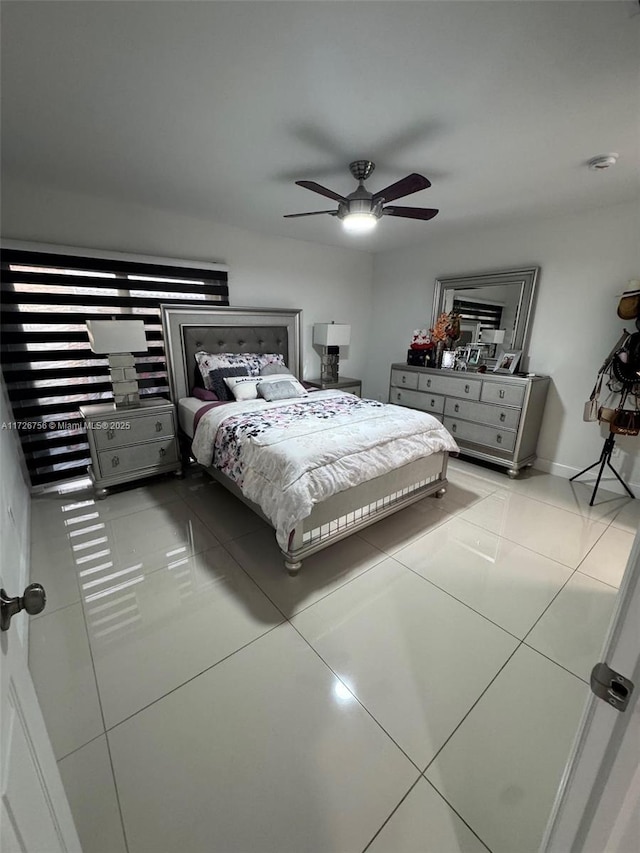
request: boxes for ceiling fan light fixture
[341,212,378,234]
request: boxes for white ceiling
[2,1,639,253]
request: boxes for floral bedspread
[192,390,458,550]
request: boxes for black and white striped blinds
[453,298,503,329]
[1,246,229,486]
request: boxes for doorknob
[1,583,46,631]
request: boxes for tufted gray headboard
[161,305,302,401]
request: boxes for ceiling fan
[284,160,439,234]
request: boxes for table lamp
[479,328,506,358]
[86,319,148,407]
[313,322,351,383]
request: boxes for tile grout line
[520,642,591,686]
[422,776,494,853]
[359,774,423,853]
[287,619,424,773]
[449,461,633,523]
[75,583,132,853]
[519,518,624,653]
[421,642,522,777]
[392,557,529,644]
[104,621,285,735]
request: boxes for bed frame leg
[435,486,447,499]
[284,558,302,577]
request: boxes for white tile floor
[28,459,637,853]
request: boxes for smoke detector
[588,153,619,171]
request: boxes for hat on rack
[616,280,640,320]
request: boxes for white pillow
[223,375,260,402]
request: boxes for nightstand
[80,398,181,498]
[305,376,362,396]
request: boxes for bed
[161,305,457,575]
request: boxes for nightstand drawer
[97,438,178,477]
[444,417,517,452]
[444,398,521,430]
[391,388,445,414]
[481,382,525,408]
[339,384,361,396]
[92,411,174,450]
[390,369,419,390]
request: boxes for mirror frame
[432,266,539,362]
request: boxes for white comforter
[192,390,458,550]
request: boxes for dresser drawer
[418,373,481,401]
[390,369,419,390]
[92,411,175,450]
[391,387,445,414]
[444,417,517,452]
[97,438,178,477]
[480,381,525,408]
[444,398,521,430]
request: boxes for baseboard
[534,457,640,497]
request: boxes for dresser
[80,398,181,497]
[305,376,362,396]
[389,364,549,477]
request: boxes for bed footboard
[202,452,448,575]
[282,453,448,575]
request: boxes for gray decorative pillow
[260,362,293,376]
[258,377,308,402]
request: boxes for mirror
[432,267,538,367]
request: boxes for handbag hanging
[610,408,640,436]
[583,373,603,422]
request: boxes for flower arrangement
[430,311,461,348]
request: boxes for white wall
[1,178,373,382]
[368,201,640,487]
[1,377,31,649]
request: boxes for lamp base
[108,353,141,408]
[320,348,340,384]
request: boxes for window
[1,245,229,486]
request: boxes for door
[540,526,640,852]
[1,575,82,852]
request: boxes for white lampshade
[313,323,351,347]
[480,329,506,345]
[86,320,148,353]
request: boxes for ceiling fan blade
[372,173,431,203]
[383,206,439,221]
[283,210,338,218]
[295,181,347,203]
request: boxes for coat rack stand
[570,433,635,506]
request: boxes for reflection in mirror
[432,267,538,368]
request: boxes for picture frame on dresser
[467,346,482,366]
[494,350,522,374]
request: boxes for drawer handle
[430,399,436,407]
[155,420,164,432]
[106,429,115,441]
[499,390,505,399]
[402,376,406,384]
[454,403,460,413]
[464,384,470,394]
[500,412,506,422]
[426,379,431,388]
[396,392,401,401]
[451,423,457,433]
[496,434,502,444]
[111,455,120,468]
[159,447,166,458]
